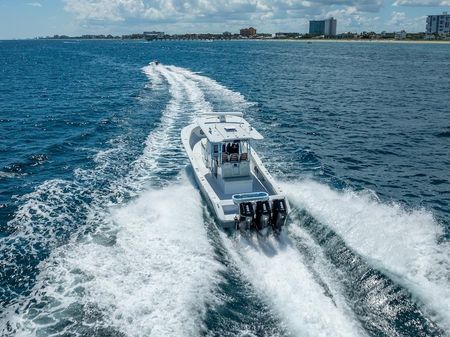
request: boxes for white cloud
[389,10,407,24]
[61,0,431,33]
[394,0,450,6]
[63,0,385,23]
[28,2,42,7]
[323,6,381,31]
[385,10,427,31]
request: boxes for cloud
[388,10,407,24]
[62,0,429,33]
[322,5,382,31]
[28,2,42,7]
[385,10,427,31]
[394,0,450,6]
[63,0,385,23]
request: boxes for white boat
[181,112,289,234]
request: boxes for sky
[0,0,449,39]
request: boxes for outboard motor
[255,200,271,231]
[238,202,254,231]
[271,199,287,234]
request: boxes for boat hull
[181,123,289,230]
[189,163,236,228]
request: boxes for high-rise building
[309,18,337,37]
[240,27,257,37]
[426,12,450,35]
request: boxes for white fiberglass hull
[181,123,289,229]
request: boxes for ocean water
[0,40,449,337]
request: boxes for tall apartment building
[426,12,450,35]
[309,18,337,37]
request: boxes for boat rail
[232,192,269,205]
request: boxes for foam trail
[0,177,90,316]
[222,235,366,337]
[122,64,213,190]
[158,65,213,116]
[8,181,222,337]
[167,65,253,110]
[0,63,168,286]
[132,65,365,336]
[288,212,445,336]
[286,224,355,311]
[1,64,221,335]
[143,62,164,89]
[283,179,450,331]
[129,65,187,185]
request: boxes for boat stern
[232,192,289,235]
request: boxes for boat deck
[204,172,274,201]
[183,124,286,225]
[204,172,275,215]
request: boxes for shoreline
[2,38,450,45]
[281,39,450,44]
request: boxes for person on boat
[231,143,239,154]
[226,143,232,154]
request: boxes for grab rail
[232,192,269,205]
[202,112,243,117]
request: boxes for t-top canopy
[197,113,264,143]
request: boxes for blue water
[1,40,449,337]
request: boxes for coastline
[2,38,450,45]
[280,38,450,44]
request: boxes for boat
[181,112,289,234]
[154,60,160,65]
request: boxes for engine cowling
[271,199,287,234]
[255,200,271,231]
[238,202,254,231]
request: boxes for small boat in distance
[181,112,289,234]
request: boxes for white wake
[3,64,226,337]
[283,179,450,331]
[222,234,367,337]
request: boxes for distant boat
[181,112,289,235]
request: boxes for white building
[395,30,407,39]
[426,12,450,35]
[143,31,164,40]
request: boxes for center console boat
[181,112,289,234]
